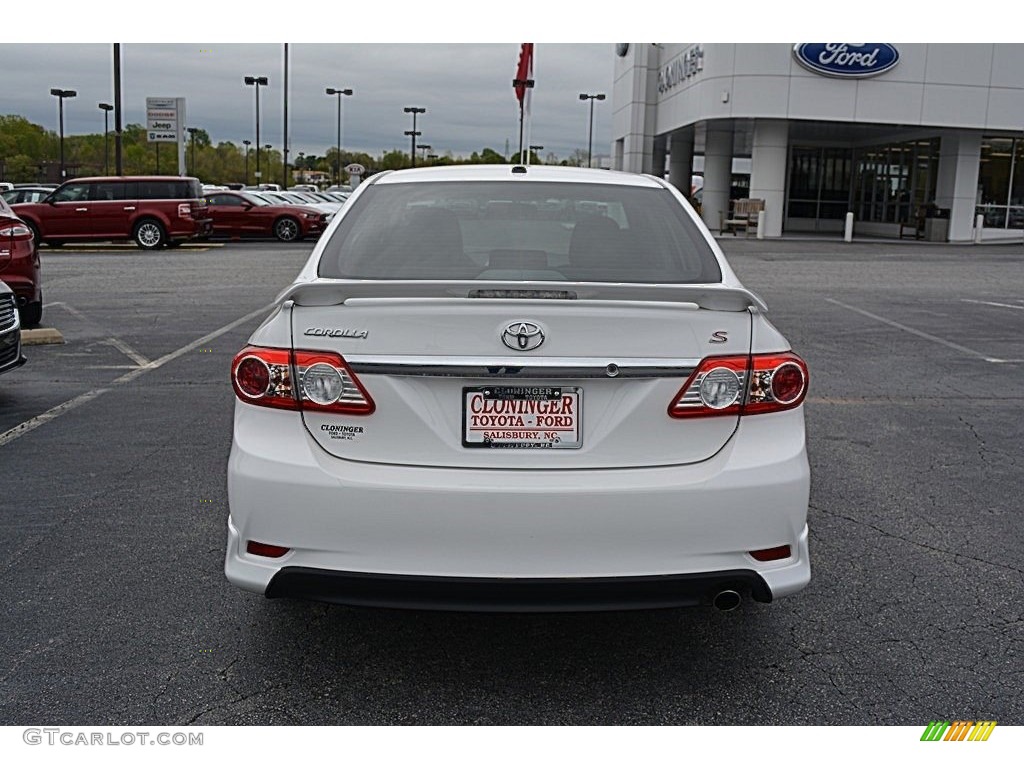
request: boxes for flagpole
[525,46,534,165]
[518,102,525,164]
[513,43,534,166]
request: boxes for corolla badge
[501,321,545,351]
[793,43,900,79]
[304,327,368,339]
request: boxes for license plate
[463,386,582,449]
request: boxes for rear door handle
[123,206,136,211]
[75,207,88,212]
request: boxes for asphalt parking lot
[1,237,1022,725]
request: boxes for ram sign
[146,97,187,175]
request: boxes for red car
[204,191,329,241]
[0,197,41,326]
[13,176,212,250]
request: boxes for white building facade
[612,43,1024,241]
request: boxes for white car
[225,165,811,612]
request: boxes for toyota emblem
[501,321,545,351]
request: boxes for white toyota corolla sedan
[225,165,810,612]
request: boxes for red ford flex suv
[13,176,212,250]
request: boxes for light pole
[529,144,544,164]
[325,87,353,186]
[50,88,77,180]
[187,127,198,176]
[264,144,272,184]
[98,103,113,175]
[403,106,426,168]
[242,140,251,185]
[579,93,606,168]
[417,144,431,162]
[243,76,268,180]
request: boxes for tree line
[0,114,589,185]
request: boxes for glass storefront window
[852,139,938,226]
[975,136,1024,230]
[786,146,852,224]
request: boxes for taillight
[231,346,298,410]
[178,203,192,218]
[294,350,375,414]
[230,346,374,415]
[669,352,808,418]
[0,224,32,238]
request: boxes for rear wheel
[25,221,42,246]
[134,219,166,250]
[20,299,42,327]
[274,217,300,242]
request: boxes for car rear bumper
[263,566,773,612]
[0,266,41,305]
[225,404,811,608]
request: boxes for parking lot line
[961,298,1024,311]
[825,297,1012,364]
[0,302,273,448]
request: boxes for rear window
[137,179,203,200]
[317,181,721,283]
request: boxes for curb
[21,328,65,346]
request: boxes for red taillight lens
[178,203,192,218]
[230,346,375,415]
[246,540,290,558]
[294,350,375,414]
[669,352,808,418]
[0,224,32,239]
[743,353,809,415]
[231,346,298,410]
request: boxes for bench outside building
[720,198,765,237]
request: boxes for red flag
[514,43,534,103]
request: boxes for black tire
[20,300,42,327]
[273,217,301,242]
[133,219,166,250]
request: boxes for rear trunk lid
[288,281,755,470]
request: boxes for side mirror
[242,203,253,211]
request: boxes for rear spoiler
[277,280,767,312]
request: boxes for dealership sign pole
[146,97,187,175]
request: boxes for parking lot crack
[957,415,990,465]
[179,682,292,726]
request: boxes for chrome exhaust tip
[713,589,742,612]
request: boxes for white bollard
[974,214,984,244]
[844,212,854,242]
[756,210,765,239]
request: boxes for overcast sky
[0,42,614,162]
[1,6,996,163]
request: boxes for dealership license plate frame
[462,385,583,449]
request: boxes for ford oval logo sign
[793,43,899,79]
[501,321,545,351]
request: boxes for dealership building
[611,43,1024,241]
